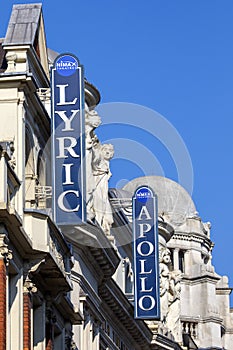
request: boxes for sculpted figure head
[101,144,114,160]
[159,247,171,264]
[85,109,101,129]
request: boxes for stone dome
[122,176,197,226]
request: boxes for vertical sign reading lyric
[133,186,160,319]
[51,53,86,225]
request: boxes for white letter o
[138,295,156,311]
[137,241,154,256]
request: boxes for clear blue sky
[1,1,233,303]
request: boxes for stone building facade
[0,3,232,350]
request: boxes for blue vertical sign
[133,186,160,319]
[51,53,86,225]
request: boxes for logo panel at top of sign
[136,186,153,203]
[56,54,79,77]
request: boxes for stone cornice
[23,278,37,293]
[170,231,213,250]
[198,316,223,325]
[216,287,232,295]
[181,273,221,285]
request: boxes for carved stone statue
[166,270,182,343]
[158,246,182,343]
[159,247,171,323]
[92,142,114,235]
[85,108,101,220]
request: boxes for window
[179,251,185,273]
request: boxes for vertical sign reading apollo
[133,186,160,319]
[51,54,85,225]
